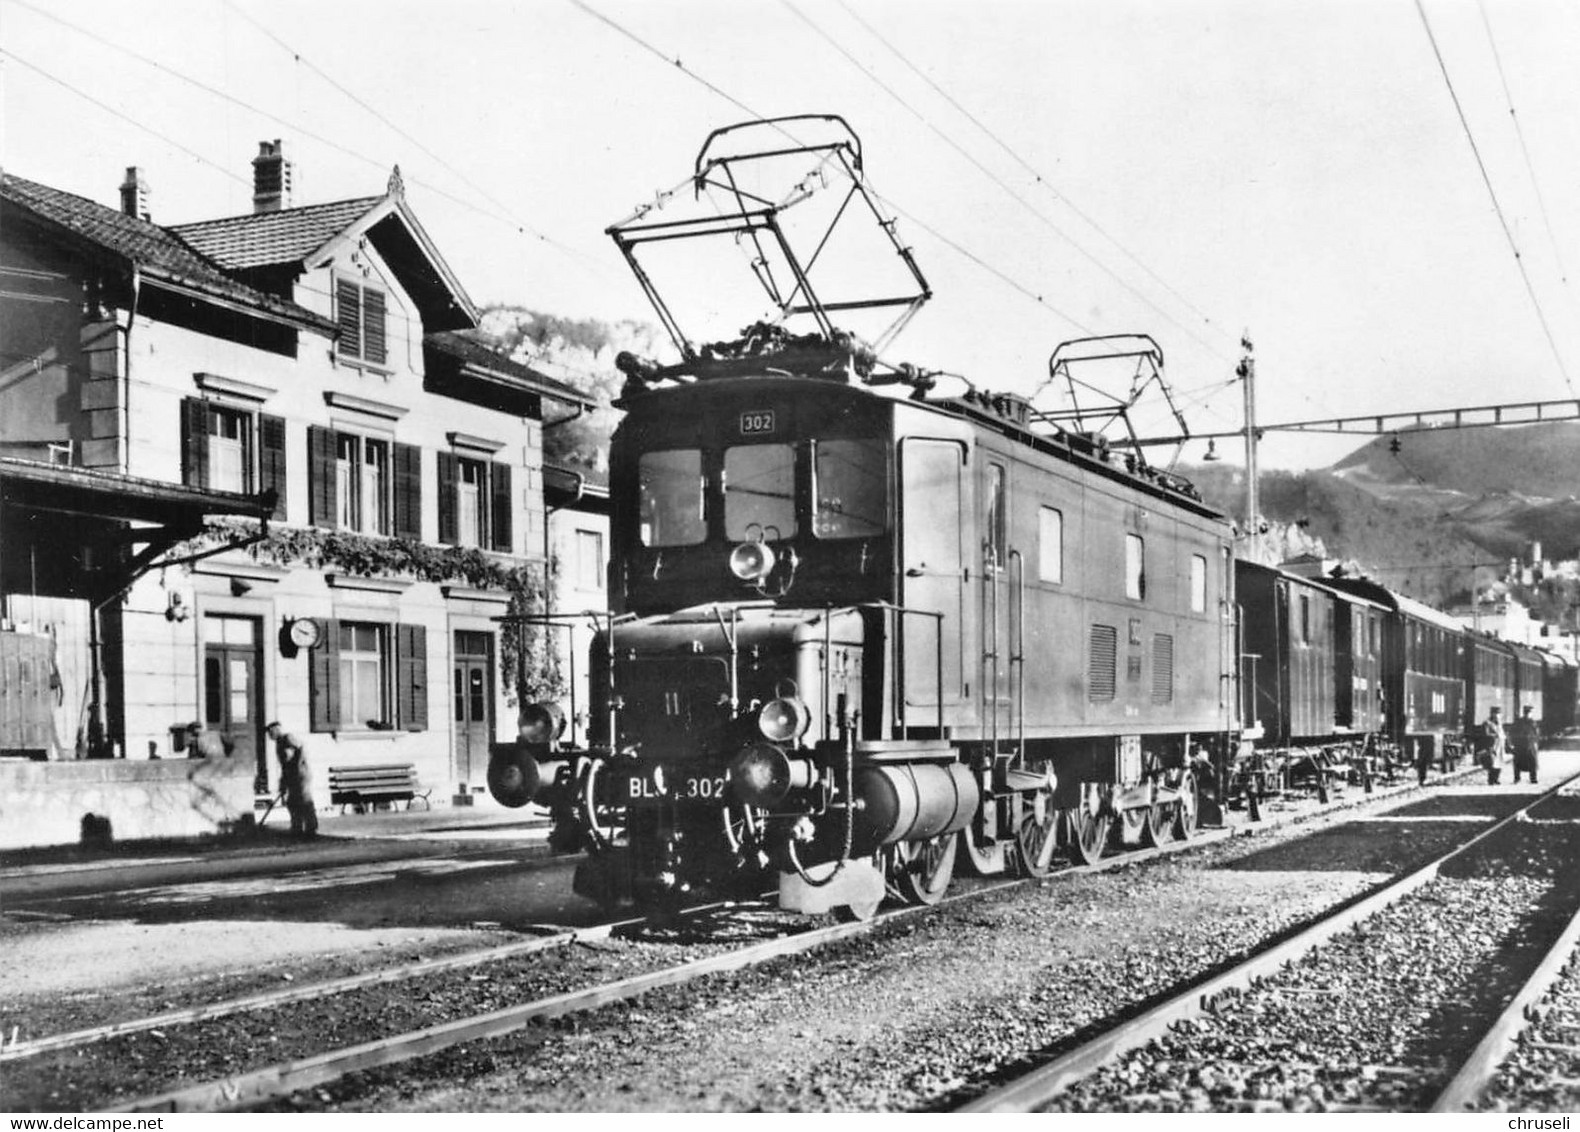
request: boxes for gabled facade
[0,144,588,842]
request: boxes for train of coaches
[1234,558,1573,799]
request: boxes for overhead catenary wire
[568,0,1096,340]
[1414,0,1576,399]
[830,0,1239,361]
[1475,0,1571,292]
[781,0,1234,368]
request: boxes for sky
[4,0,1579,471]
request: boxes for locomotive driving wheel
[1014,768,1060,878]
[1115,808,1147,847]
[959,828,1009,876]
[888,833,958,905]
[1171,770,1199,840]
[1140,801,1174,848]
[1065,805,1109,866]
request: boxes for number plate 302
[739,409,775,435]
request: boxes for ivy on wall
[179,520,565,708]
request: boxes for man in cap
[1480,705,1506,786]
[265,721,319,837]
[1509,704,1540,786]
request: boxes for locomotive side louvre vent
[1089,624,1117,702]
[1152,633,1175,704]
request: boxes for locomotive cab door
[980,458,1014,745]
[899,438,968,727]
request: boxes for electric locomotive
[488,117,1238,917]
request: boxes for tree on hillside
[475,306,667,481]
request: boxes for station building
[0,142,592,848]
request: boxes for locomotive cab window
[1190,554,1207,613]
[1124,534,1145,600]
[812,438,885,539]
[639,449,706,547]
[1038,507,1063,584]
[724,444,797,540]
[985,464,1006,570]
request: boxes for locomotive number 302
[739,409,776,435]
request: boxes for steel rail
[960,770,1580,1113]
[0,915,652,1062]
[1429,890,1580,1111]
[39,764,1448,1111]
[105,768,1439,1114]
[5,761,1455,1073]
[114,880,1025,1113]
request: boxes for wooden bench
[328,764,432,813]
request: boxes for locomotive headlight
[518,701,566,746]
[729,541,777,582]
[729,742,816,807]
[757,696,811,743]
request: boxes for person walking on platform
[1480,705,1507,786]
[265,721,319,837]
[1509,705,1540,785]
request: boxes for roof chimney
[119,166,150,221]
[251,139,293,213]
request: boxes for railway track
[961,770,1580,1113]
[0,765,1471,1112]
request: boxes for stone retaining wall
[0,757,254,849]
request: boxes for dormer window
[336,278,387,366]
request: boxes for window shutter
[310,618,341,732]
[490,462,513,553]
[308,425,337,529]
[396,623,428,732]
[181,397,210,489]
[393,443,422,541]
[437,451,459,545]
[362,288,387,365]
[258,413,288,520]
[335,279,361,359]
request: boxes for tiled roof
[171,197,382,270]
[425,331,592,406]
[0,173,329,329]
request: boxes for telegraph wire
[781,0,1234,367]
[6,0,602,270]
[1475,0,1571,291]
[217,1,601,271]
[832,0,1233,351]
[1414,0,1576,398]
[2,51,250,189]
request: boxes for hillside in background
[1179,420,1580,608]
[470,305,666,484]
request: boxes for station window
[724,444,797,541]
[338,622,389,728]
[813,439,885,539]
[639,449,706,547]
[1124,534,1145,600]
[1038,507,1063,584]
